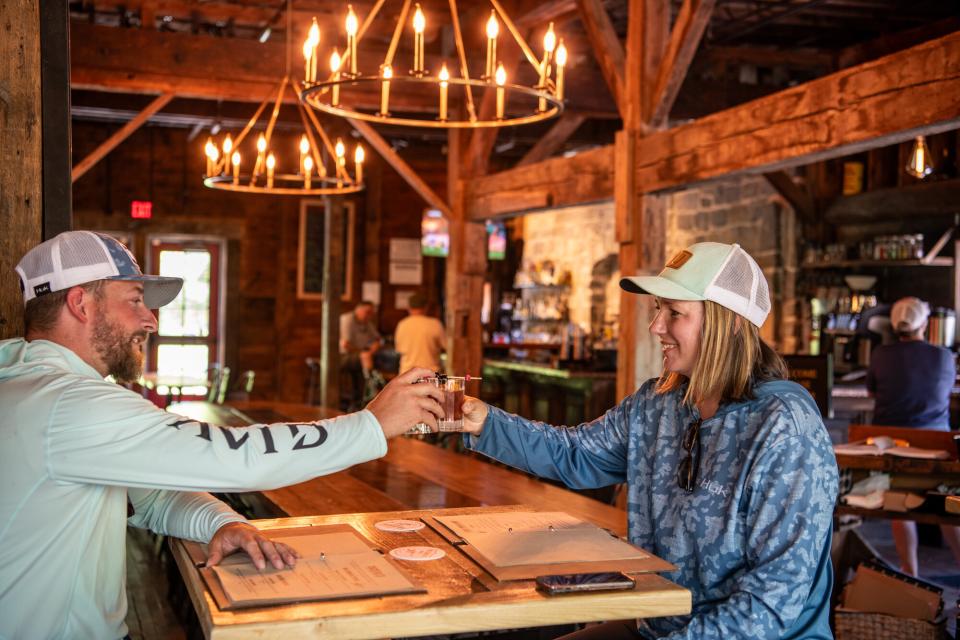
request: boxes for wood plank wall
[72,121,445,403]
[0,3,43,339]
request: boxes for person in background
[394,291,445,373]
[0,231,443,639]
[460,242,839,639]
[339,300,382,408]
[866,295,960,576]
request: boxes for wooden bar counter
[170,507,690,640]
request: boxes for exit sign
[130,200,153,219]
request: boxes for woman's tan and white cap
[619,242,771,328]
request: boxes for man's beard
[92,316,147,383]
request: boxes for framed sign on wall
[297,199,355,301]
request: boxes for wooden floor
[125,528,188,640]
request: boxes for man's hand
[461,396,489,435]
[366,367,444,438]
[205,521,299,570]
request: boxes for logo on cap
[33,283,52,297]
[665,250,693,270]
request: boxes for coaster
[375,519,425,533]
[389,546,446,562]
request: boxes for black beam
[40,0,72,239]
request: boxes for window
[147,238,224,386]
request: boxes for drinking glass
[406,376,467,434]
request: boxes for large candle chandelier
[299,0,568,129]
[202,77,365,195]
[202,2,364,195]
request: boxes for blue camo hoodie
[466,378,839,639]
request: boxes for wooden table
[168,401,629,535]
[170,507,691,640]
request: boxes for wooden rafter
[463,43,524,177]
[72,92,174,182]
[575,0,626,119]
[634,30,960,193]
[347,118,451,217]
[516,113,586,166]
[649,0,715,126]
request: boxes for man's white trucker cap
[16,231,183,309]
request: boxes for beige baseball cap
[890,296,930,333]
[620,242,771,328]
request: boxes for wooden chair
[227,370,256,402]
[208,366,231,404]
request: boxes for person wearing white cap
[866,296,960,577]
[0,231,444,639]
[460,242,838,639]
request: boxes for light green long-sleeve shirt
[0,338,387,639]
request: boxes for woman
[461,242,839,639]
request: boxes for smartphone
[535,572,636,595]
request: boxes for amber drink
[437,377,465,432]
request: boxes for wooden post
[41,0,72,239]
[1,1,43,339]
[319,197,345,409]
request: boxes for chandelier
[202,3,364,195]
[299,0,568,129]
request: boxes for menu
[208,528,423,607]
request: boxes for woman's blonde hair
[656,300,786,406]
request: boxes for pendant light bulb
[906,135,934,179]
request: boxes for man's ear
[64,286,95,324]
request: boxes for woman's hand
[461,396,489,435]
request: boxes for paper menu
[434,511,653,569]
[210,531,423,607]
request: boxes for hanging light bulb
[906,135,934,179]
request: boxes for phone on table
[535,572,636,595]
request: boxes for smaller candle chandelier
[202,76,365,195]
[299,0,568,129]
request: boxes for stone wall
[521,202,620,333]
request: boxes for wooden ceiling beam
[763,171,815,225]
[634,31,960,193]
[72,92,173,182]
[836,16,960,69]
[574,0,625,120]
[649,0,715,126]
[515,112,586,166]
[70,22,620,116]
[347,117,451,217]
[464,144,613,220]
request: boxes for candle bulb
[345,5,359,76]
[335,138,346,187]
[495,63,506,120]
[438,63,449,121]
[299,135,309,174]
[412,4,425,75]
[232,151,241,185]
[539,23,556,112]
[221,135,232,175]
[555,40,567,100]
[354,144,364,184]
[204,138,216,176]
[303,155,313,189]
[485,11,499,79]
[308,17,320,82]
[303,39,313,82]
[254,133,267,179]
[330,49,342,106]
[380,64,392,116]
[266,152,276,189]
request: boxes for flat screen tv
[421,209,449,257]
[487,220,506,260]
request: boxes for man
[0,231,442,639]
[395,291,445,373]
[339,300,382,408]
[866,296,960,576]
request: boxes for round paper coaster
[389,546,446,562]
[374,519,425,533]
